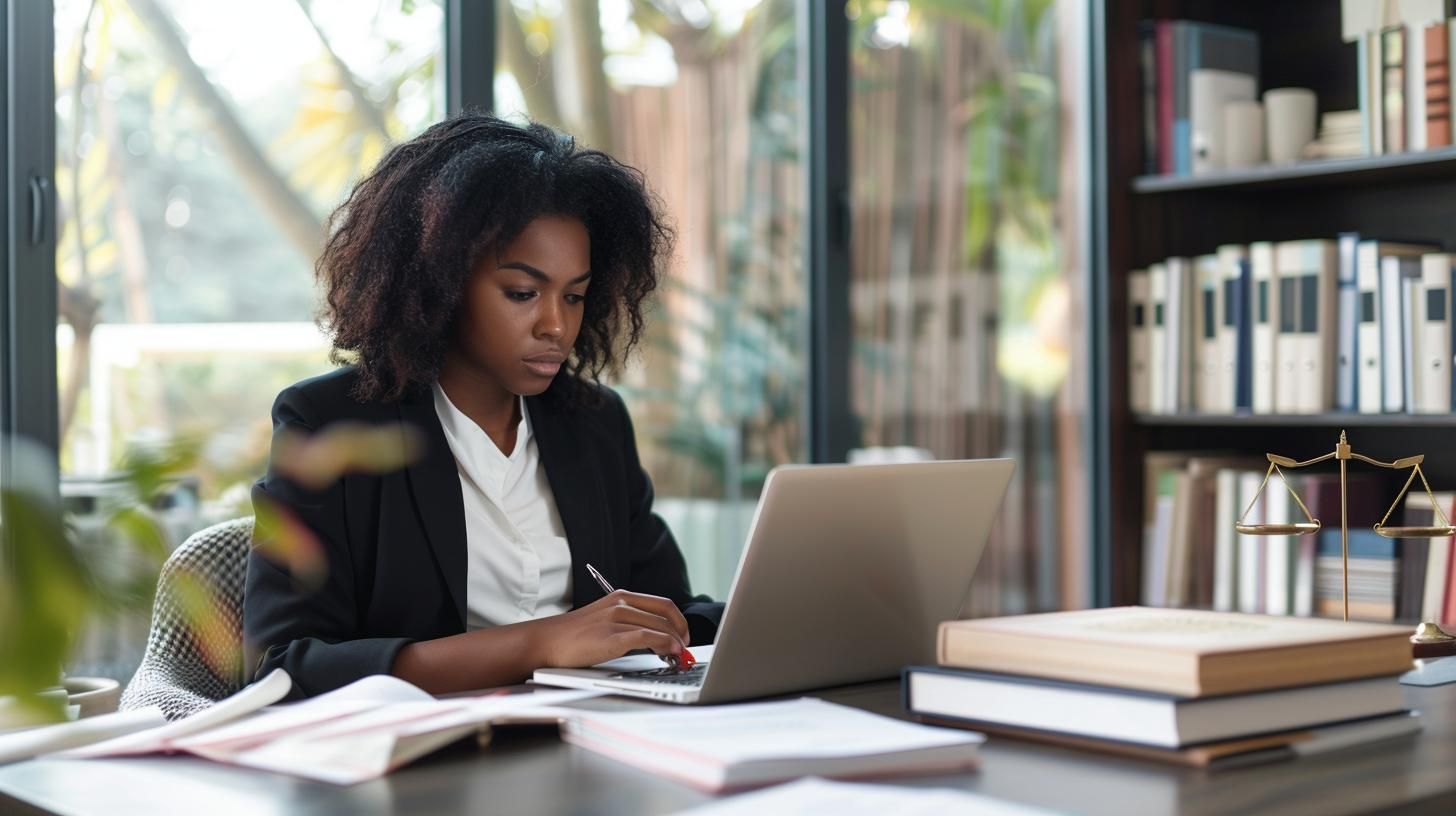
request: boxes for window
[848,0,1090,613]
[495,0,808,598]
[54,0,446,678]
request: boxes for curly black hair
[316,112,674,403]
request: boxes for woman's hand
[526,589,690,668]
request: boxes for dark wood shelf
[1132,148,1456,193]
[1136,412,1456,428]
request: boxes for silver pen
[584,562,685,669]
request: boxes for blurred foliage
[1,435,194,721]
[1,418,420,722]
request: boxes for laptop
[532,458,1015,704]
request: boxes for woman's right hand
[526,589,690,669]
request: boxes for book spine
[1149,263,1168,414]
[1274,242,1301,414]
[1360,34,1372,155]
[1129,269,1151,414]
[1216,245,1246,413]
[1426,21,1450,148]
[1383,26,1407,154]
[1369,30,1386,154]
[1158,22,1175,174]
[1305,240,1339,413]
[1401,261,1422,413]
[1251,242,1277,414]
[1174,22,1191,175]
[1335,232,1361,412]
[1357,242,1384,414]
[1141,21,1160,174]
[1234,257,1254,411]
[1213,469,1240,612]
[1197,255,1222,412]
[1380,255,1407,412]
[1408,21,1428,152]
[1418,254,1452,414]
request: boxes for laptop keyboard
[609,663,709,686]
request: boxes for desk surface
[2,677,1455,816]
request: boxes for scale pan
[1235,522,1321,535]
[1375,525,1456,538]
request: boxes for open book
[563,697,984,793]
[53,670,601,784]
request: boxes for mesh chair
[120,517,253,720]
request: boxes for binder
[1195,254,1222,412]
[1418,254,1453,414]
[1216,244,1248,414]
[1129,269,1151,414]
[1149,262,1168,414]
[1250,242,1278,414]
[1334,232,1361,412]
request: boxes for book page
[0,707,166,765]
[59,668,293,758]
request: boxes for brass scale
[1237,431,1456,649]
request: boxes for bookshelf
[1095,0,1456,607]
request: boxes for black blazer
[243,367,722,698]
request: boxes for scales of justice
[1236,430,1456,657]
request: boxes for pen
[584,562,696,670]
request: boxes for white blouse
[431,383,573,630]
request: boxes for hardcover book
[936,606,1413,697]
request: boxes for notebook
[561,697,984,792]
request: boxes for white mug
[1264,87,1317,164]
[1223,100,1265,168]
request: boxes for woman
[243,113,722,698]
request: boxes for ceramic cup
[1264,87,1317,164]
[1223,100,1266,168]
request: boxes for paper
[0,707,167,765]
[674,777,1060,815]
[59,668,293,758]
[55,669,603,784]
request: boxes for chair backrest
[119,517,254,720]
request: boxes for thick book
[903,665,1405,749]
[936,606,1414,698]
[561,698,983,793]
[916,710,1420,770]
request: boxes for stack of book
[1303,110,1364,160]
[904,607,1420,769]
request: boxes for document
[674,777,1058,815]
[0,707,166,765]
[59,670,604,784]
[564,697,984,793]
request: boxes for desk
[2,679,1454,816]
